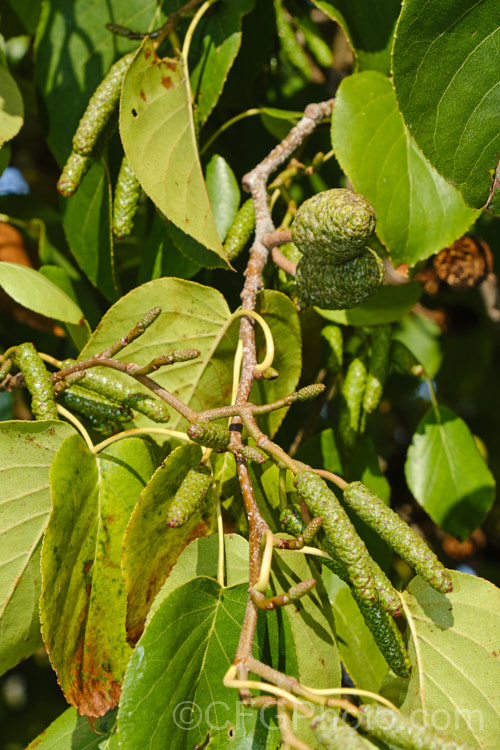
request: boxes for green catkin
[61,363,170,422]
[274,0,313,81]
[338,356,367,456]
[223,199,255,261]
[112,155,141,238]
[322,324,343,375]
[358,704,477,750]
[311,713,370,749]
[343,482,453,594]
[14,343,58,420]
[72,52,135,156]
[296,383,326,401]
[363,325,393,415]
[294,471,377,605]
[165,465,212,528]
[295,13,333,68]
[392,341,425,378]
[0,357,12,381]
[236,445,267,464]
[58,387,133,435]
[57,151,94,197]
[368,559,402,617]
[187,421,231,450]
[279,505,410,675]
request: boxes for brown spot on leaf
[166,60,177,71]
[140,90,147,101]
[84,560,93,575]
[144,48,151,59]
[161,76,173,89]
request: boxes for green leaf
[0,261,86,324]
[392,0,500,210]
[78,277,239,431]
[405,405,496,540]
[205,154,240,242]
[41,434,156,716]
[272,549,341,691]
[393,314,442,378]
[384,572,500,748]
[63,159,118,301]
[122,443,212,643]
[311,0,402,74]
[0,56,23,147]
[120,37,226,262]
[149,534,250,618]
[117,577,281,749]
[251,290,302,438]
[325,574,388,693]
[138,211,201,283]
[26,707,118,750]
[34,0,165,163]
[316,283,422,326]
[39,265,92,350]
[189,0,255,128]
[331,71,478,266]
[0,143,10,176]
[0,420,75,677]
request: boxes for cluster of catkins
[57,52,141,238]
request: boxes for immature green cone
[72,52,135,156]
[343,482,453,593]
[294,471,377,605]
[292,189,376,263]
[358,704,477,750]
[296,248,384,310]
[311,713,370,749]
[165,465,212,528]
[223,198,255,260]
[15,343,58,420]
[187,421,231,450]
[112,155,141,238]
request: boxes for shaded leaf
[25,706,118,749]
[311,0,402,74]
[120,37,226,261]
[189,0,255,128]
[78,277,239,431]
[331,71,478,266]
[63,159,118,301]
[405,406,496,540]
[0,56,23,147]
[0,420,75,677]
[117,577,281,749]
[316,283,422,326]
[205,154,240,242]
[393,0,500,210]
[122,443,213,643]
[0,261,86,324]
[384,572,500,749]
[251,290,302,438]
[41,434,156,716]
[325,573,388,693]
[393,314,442,378]
[272,549,341,691]
[34,0,165,163]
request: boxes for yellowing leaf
[120,38,226,264]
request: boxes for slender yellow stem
[223,667,316,716]
[253,530,274,593]
[305,687,399,712]
[181,0,218,59]
[230,309,275,372]
[200,109,261,155]
[92,427,190,454]
[56,404,94,451]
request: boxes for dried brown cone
[433,235,493,291]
